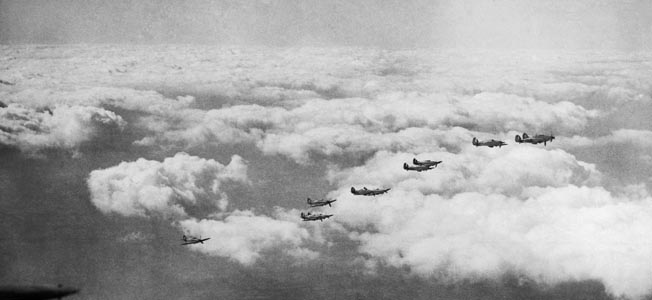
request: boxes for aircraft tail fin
[522,133,529,139]
[472,137,479,146]
[403,163,409,170]
[515,135,522,143]
[307,198,312,204]
[413,158,419,165]
[350,187,356,194]
[182,235,187,241]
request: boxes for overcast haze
[3,1,652,300]
[2,0,652,49]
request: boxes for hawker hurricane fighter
[472,137,507,148]
[403,163,434,172]
[307,197,337,207]
[181,235,210,245]
[412,158,442,167]
[350,187,391,196]
[515,133,555,146]
[300,212,333,221]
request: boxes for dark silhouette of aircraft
[350,187,391,196]
[412,158,442,167]
[403,163,433,172]
[515,133,555,146]
[307,197,337,207]
[181,235,210,245]
[472,137,507,148]
[0,284,79,300]
[300,212,333,221]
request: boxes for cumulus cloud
[351,187,652,297]
[0,104,126,154]
[88,152,318,265]
[145,93,595,164]
[88,153,248,218]
[346,187,652,297]
[179,210,317,265]
[321,147,652,297]
[4,87,194,114]
[10,45,652,297]
[328,147,600,198]
[2,46,606,163]
[562,129,652,149]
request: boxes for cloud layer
[7,45,652,297]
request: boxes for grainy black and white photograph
[2,1,652,299]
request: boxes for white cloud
[8,87,190,112]
[9,45,652,296]
[321,147,652,297]
[327,147,600,198]
[145,93,595,164]
[178,209,316,265]
[0,104,126,154]
[4,46,604,163]
[88,152,319,265]
[87,153,248,218]
[562,129,652,149]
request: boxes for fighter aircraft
[403,163,434,172]
[472,137,507,148]
[300,212,333,221]
[307,197,337,207]
[412,158,442,167]
[350,187,391,196]
[181,235,210,245]
[515,133,555,146]
[0,284,79,300]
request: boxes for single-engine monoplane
[472,137,507,148]
[350,187,391,196]
[412,158,442,167]
[181,235,210,245]
[307,197,337,207]
[300,212,333,221]
[403,163,434,172]
[515,133,555,146]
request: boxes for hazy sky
[1,0,652,49]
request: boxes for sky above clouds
[2,1,652,300]
[2,0,652,49]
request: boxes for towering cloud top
[88,153,248,218]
